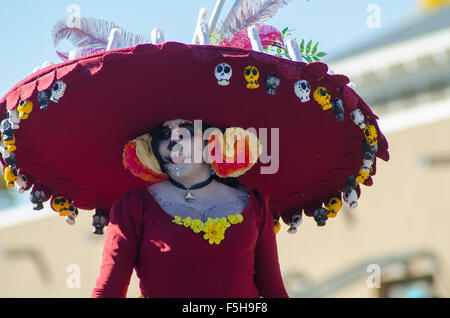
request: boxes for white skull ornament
[343,189,358,209]
[7,109,20,129]
[15,174,27,193]
[0,141,8,156]
[287,214,303,234]
[362,157,374,173]
[294,80,311,102]
[66,206,79,225]
[350,109,366,129]
[214,63,232,86]
[50,80,67,102]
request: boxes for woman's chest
[149,189,250,222]
[139,209,259,256]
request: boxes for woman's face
[156,119,204,177]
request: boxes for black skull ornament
[263,73,280,95]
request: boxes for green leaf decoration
[306,40,312,54]
[261,27,327,62]
[312,42,319,55]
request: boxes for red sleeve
[91,189,143,298]
[253,191,289,298]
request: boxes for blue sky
[0,0,420,97]
[0,0,420,208]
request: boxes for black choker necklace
[168,176,214,203]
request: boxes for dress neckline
[143,185,254,222]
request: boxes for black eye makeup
[157,126,171,140]
[178,122,195,139]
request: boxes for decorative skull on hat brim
[0,42,389,226]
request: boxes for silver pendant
[185,191,195,203]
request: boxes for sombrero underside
[0,42,389,221]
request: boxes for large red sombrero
[0,41,389,230]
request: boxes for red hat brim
[0,42,389,217]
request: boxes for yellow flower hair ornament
[122,133,168,184]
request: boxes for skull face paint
[263,73,280,95]
[293,80,311,102]
[214,63,232,86]
[244,65,259,89]
[157,119,203,178]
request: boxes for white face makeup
[157,119,204,178]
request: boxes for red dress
[92,186,289,298]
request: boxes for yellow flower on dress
[203,218,226,245]
[190,219,205,233]
[183,217,193,228]
[228,213,243,224]
[172,214,244,245]
[218,217,231,228]
[172,216,184,225]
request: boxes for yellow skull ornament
[313,87,332,110]
[17,99,33,119]
[3,166,18,188]
[364,124,378,146]
[273,219,281,234]
[244,65,260,89]
[3,135,16,152]
[51,196,71,216]
[356,164,373,183]
[326,197,342,218]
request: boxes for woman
[0,12,389,298]
[92,119,289,298]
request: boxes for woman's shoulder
[114,186,152,207]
